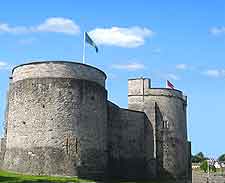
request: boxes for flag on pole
[85,32,98,53]
[167,80,175,89]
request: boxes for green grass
[0,170,182,183]
[0,170,91,183]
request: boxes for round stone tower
[145,88,188,179]
[128,78,189,180]
[3,61,108,178]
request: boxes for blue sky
[0,0,225,158]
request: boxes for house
[192,163,200,169]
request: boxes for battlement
[128,78,187,103]
[145,88,187,102]
[12,61,107,87]
[128,78,151,96]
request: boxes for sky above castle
[0,0,225,158]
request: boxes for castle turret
[3,61,108,178]
[128,78,190,180]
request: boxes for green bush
[200,160,208,172]
[192,152,206,163]
[210,165,216,172]
[200,160,217,173]
[218,154,225,162]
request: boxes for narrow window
[65,137,69,155]
[75,137,78,154]
[163,120,169,129]
[165,120,169,128]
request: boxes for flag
[167,80,174,89]
[85,32,98,53]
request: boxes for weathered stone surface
[107,102,156,179]
[0,137,6,167]
[4,72,108,178]
[128,78,151,96]
[128,78,190,181]
[12,61,106,87]
[0,62,191,182]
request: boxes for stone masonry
[0,61,191,182]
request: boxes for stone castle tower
[0,61,192,182]
[128,78,192,179]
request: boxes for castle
[0,61,192,182]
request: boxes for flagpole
[82,32,86,64]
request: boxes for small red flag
[167,80,174,89]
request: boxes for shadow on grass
[0,176,60,183]
[0,176,18,182]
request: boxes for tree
[200,160,217,173]
[197,152,205,159]
[192,152,206,163]
[218,154,225,162]
[200,160,208,173]
[210,165,216,172]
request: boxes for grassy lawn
[0,170,180,183]
[0,170,91,183]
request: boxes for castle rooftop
[11,60,107,87]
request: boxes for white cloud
[111,63,145,71]
[202,69,225,77]
[167,73,180,80]
[33,17,80,35]
[176,64,188,70]
[209,27,225,35]
[0,23,28,34]
[0,61,8,70]
[89,26,154,48]
[0,17,80,35]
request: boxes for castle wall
[107,101,156,180]
[3,62,108,178]
[128,79,157,157]
[1,62,191,181]
[4,82,11,138]
[12,61,106,87]
[128,78,190,180]
[0,138,6,167]
[148,89,188,179]
[128,78,151,96]
[187,141,192,182]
